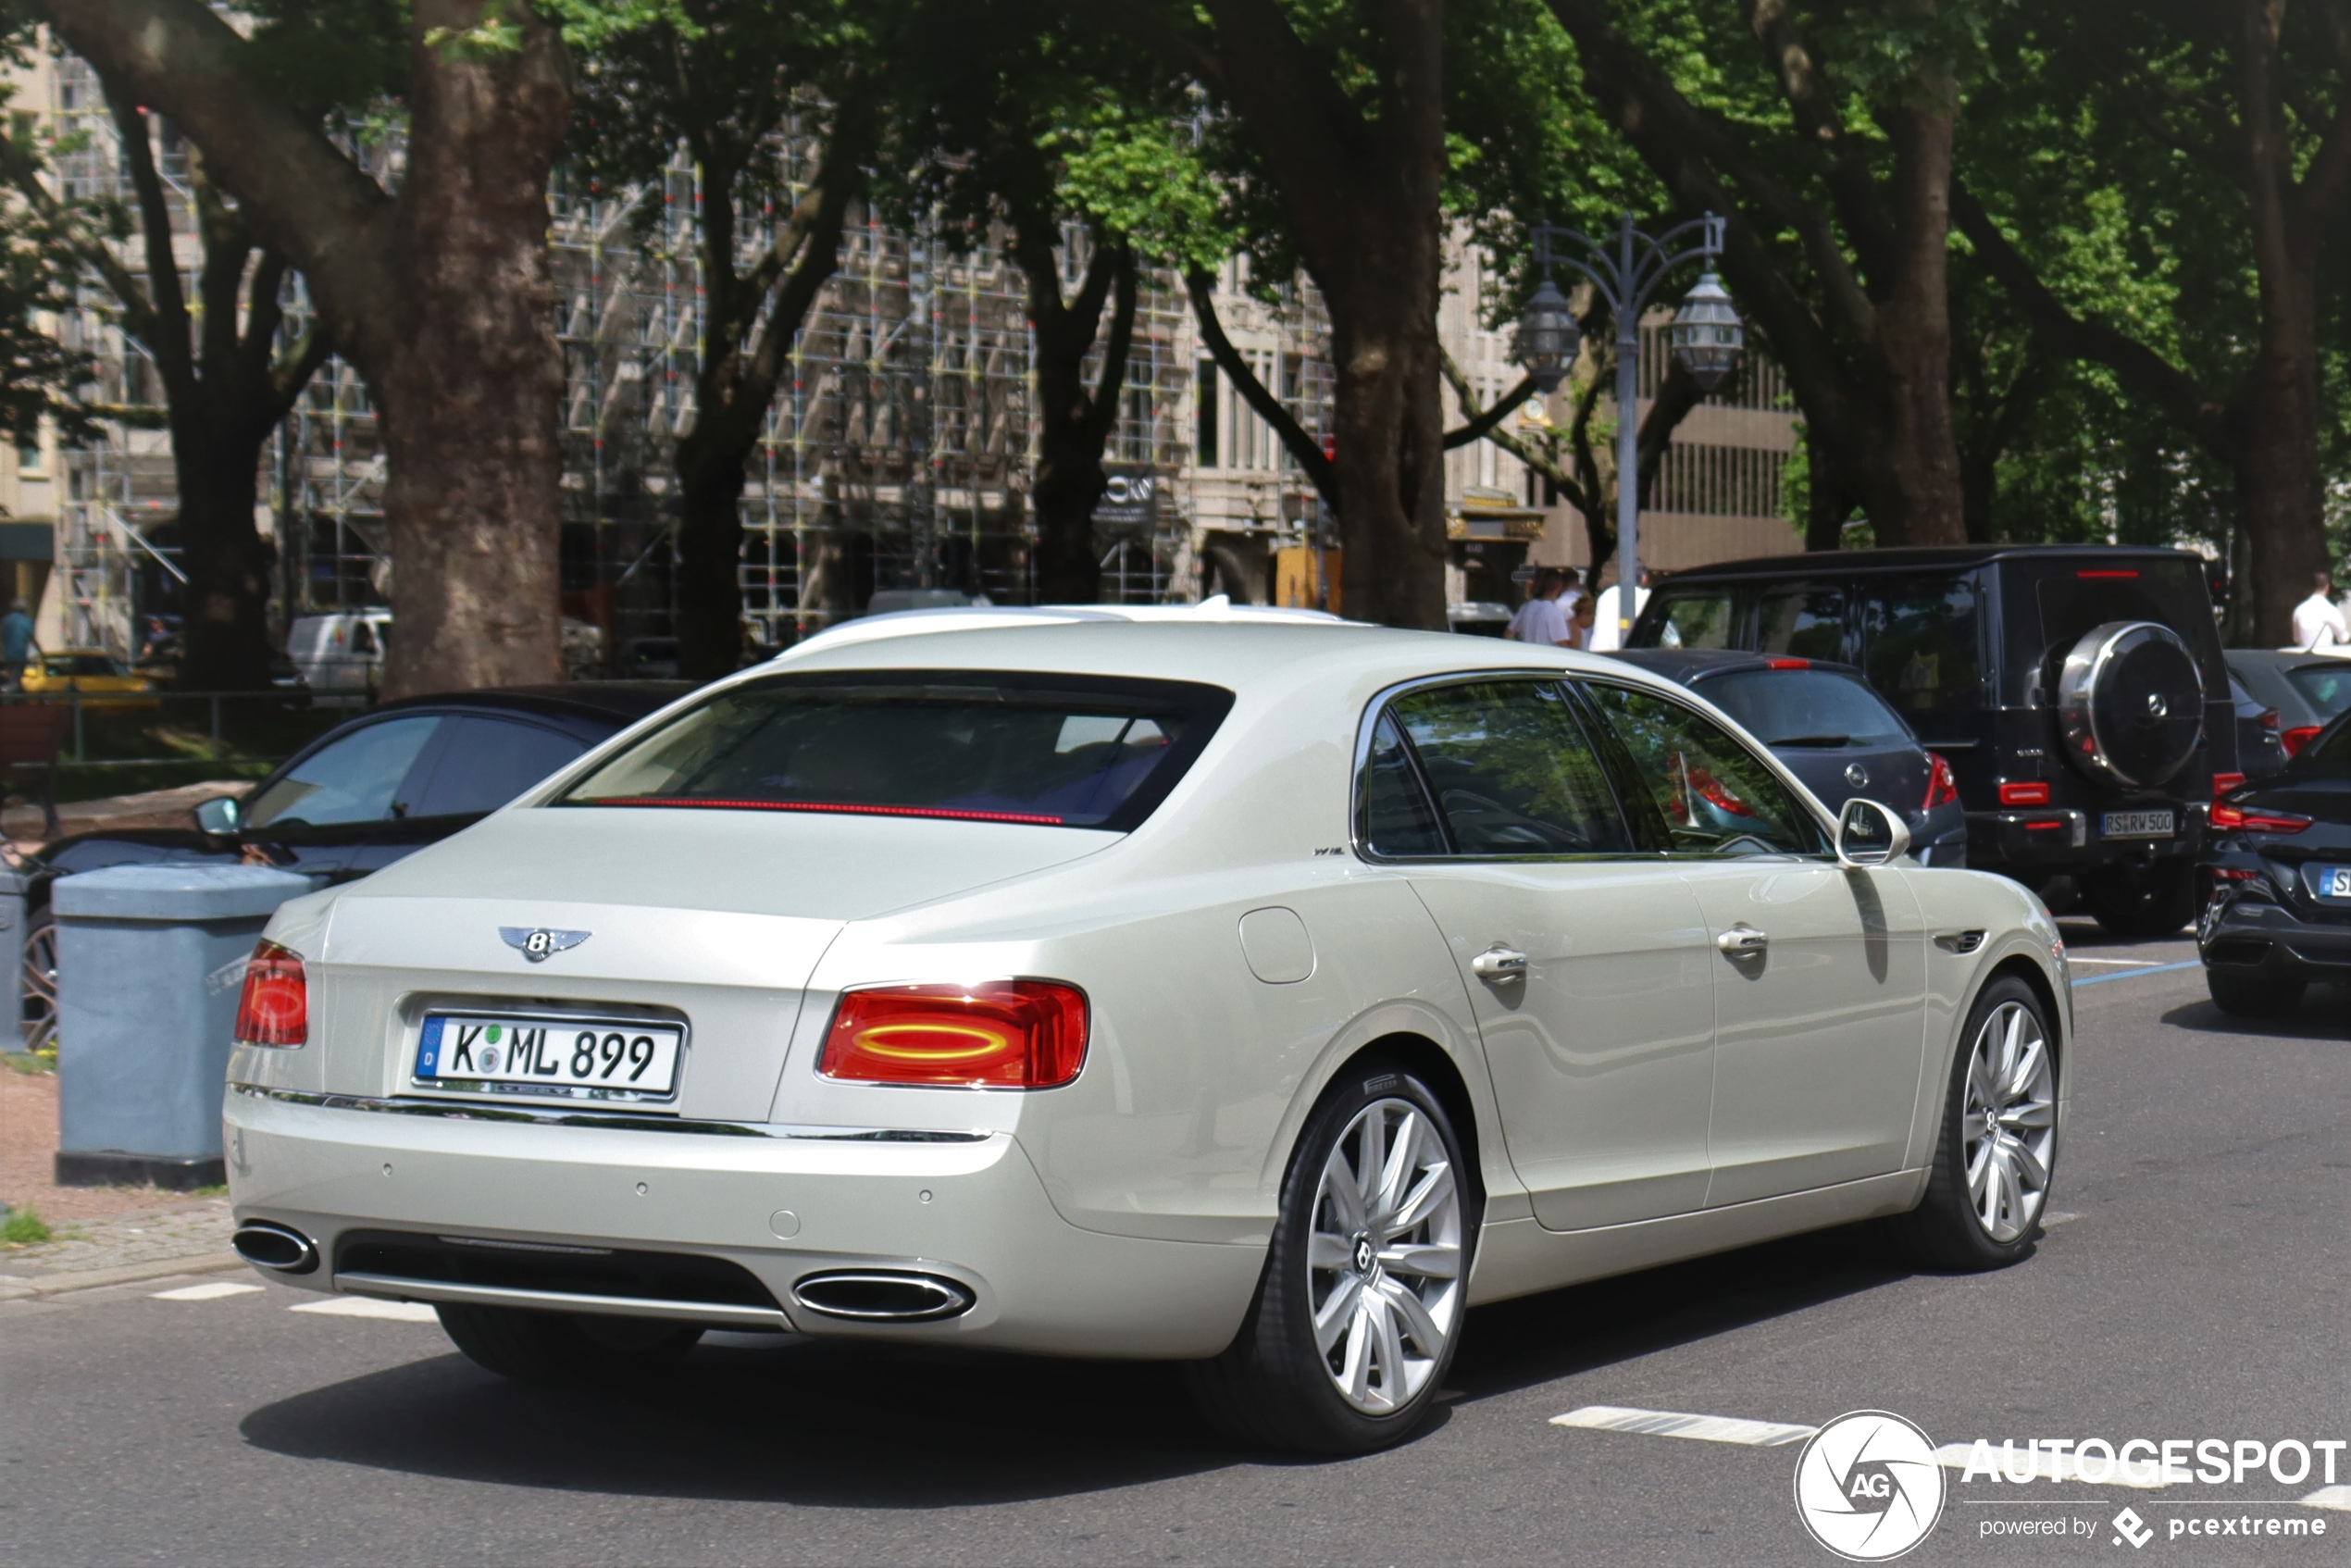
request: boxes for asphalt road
[4,922,2346,1568]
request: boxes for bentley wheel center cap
[1352,1236,1375,1275]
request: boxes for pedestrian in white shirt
[1586,569,1654,652]
[1505,568,1574,646]
[2291,569,2349,652]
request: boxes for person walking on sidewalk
[2292,570,2350,653]
[1,600,34,691]
[1505,569,1574,647]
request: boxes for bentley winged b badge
[500,927,591,963]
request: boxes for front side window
[1860,576,1984,715]
[559,671,1229,830]
[1754,583,1848,662]
[1371,680,1634,856]
[244,716,443,830]
[1581,682,1829,857]
[407,716,586,819]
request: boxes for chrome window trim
[230,1084,991,1142]
[1349,669,1661,867]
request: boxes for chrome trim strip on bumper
[230,1084,991,1143]
[334,1272,792,1329]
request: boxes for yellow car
[19,648,160,709]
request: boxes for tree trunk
[674,429,751,677]
[1328,273,1448,630]
[1026,242,1138,605]
[175,434,276,690]
[2233,343,2329,646]
[372,1,570,696]
[1804,425,1850,551]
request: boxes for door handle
[1471,944,1529,982]
[1716,924,1769,956]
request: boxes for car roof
[1649,543,2209,582]
[1596,648,1872,684]
[2225,648,2351,671]
[374,681,695,728]
[777,597,1350,661]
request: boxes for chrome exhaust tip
[232,1221,319,1276]
[791,1270,974,1323]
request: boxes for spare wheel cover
[2056,619,2205,789]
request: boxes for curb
[0,1250,246,1300]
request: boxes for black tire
[436,1303,703,1384]
[2205,967,2305,1018]
[21,909,56,1052]
[1187,1061,1474,1454]
[1891,976,2057,1272]
[2084,861,2196,939]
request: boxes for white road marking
[2041,1211,2084,1226]
[151,1282,263,1301]
[2300,1487,2351,1512]
[1551,1404,1816,1447]
[289,1297,439,1323]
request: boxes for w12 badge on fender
[1794,1411,1947,1561]
[412,1012,685,1105]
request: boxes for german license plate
[2310,864,2351,904]
[412,1014,683,1104]
[2101,809,2175,840]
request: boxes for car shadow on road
[239,1225,1920,1504]
[2159,987,2351,1039]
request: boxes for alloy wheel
[1961,1001,2056,1243]
[1307,1098,1463,1415]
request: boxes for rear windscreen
[557,671,1232,829]
[1699,670,1912,749]
[2285,663,2351,719]
[2031,560,2221,697]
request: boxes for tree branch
[1950,180,2240,464]
[1438,345,1596,516]
[1078,245,1139,450]
[1187,268,1337,506]
[107,93,194,400]
[1739,0,1892,279]
[1442,372,1538,448]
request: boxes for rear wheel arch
[1304,1032,1486,1219]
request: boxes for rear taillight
[234,940,307,1048]
[1997,781,2050,807]
[819,981,1088,1089]
[2258,709,2280,731]
[2210,772,2245,801]
[2283,725,2321,758]
[1922,753,1959,810]
[2211,800,2312,834]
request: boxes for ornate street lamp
[1669,270,1744,392]
[1512,276,1582,394]
[1513,211,1735,644]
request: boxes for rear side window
[558,671,1230,830]
[408,716,585,818]
[1754,583,1848,661]
[1698,669,1912,750]
[1362,680,1634,856]
[1581,682,1829,857]
[1647,590,1737,650]
[1859,577,1984,715]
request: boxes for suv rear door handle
[1471,944,1529,982]
[1716,924,1769,955]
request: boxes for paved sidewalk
[4,1062,229,1237]
[0,1200,239,1297]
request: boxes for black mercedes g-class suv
[1627,544,2237,936]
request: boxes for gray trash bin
[54,864,314,1189]
[0,865,23,1051]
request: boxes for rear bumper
[1967,806,2204,875]
[222,1085,1263,1359]
[2197,896,2351,982]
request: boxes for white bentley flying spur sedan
[224,617,2069,1453]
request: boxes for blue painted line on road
[2071,960,2201,987]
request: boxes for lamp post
[1516,211,1741,642]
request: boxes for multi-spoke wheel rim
[1308,1097,1462,1415]
[21,921,56,1052]
[1962,1001,2056,1243]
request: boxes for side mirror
[192,795,243,836]
[1835,797,1910,869]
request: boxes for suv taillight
[1922,753,1959,810]
[2283,725,2321,758]
[819,981,1088,1089]
[2210,772,2245,801]
[234,940,307,1048]
[1997,781,2050,807]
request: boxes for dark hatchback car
[1630,544,2239,936]
[2225,650,2351,764]
[2196,709,2351,1016]
[22,683,689,1044]
[1598,649,1968,865]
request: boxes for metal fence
[1,689,368,772]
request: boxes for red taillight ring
[818,980,1089,1089]
[234,940,308,1049]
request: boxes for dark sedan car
[1598,648,1969,865]
[2226,650,2351,763]
[2196,707,2351,1017]
[21,682,689,1045]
